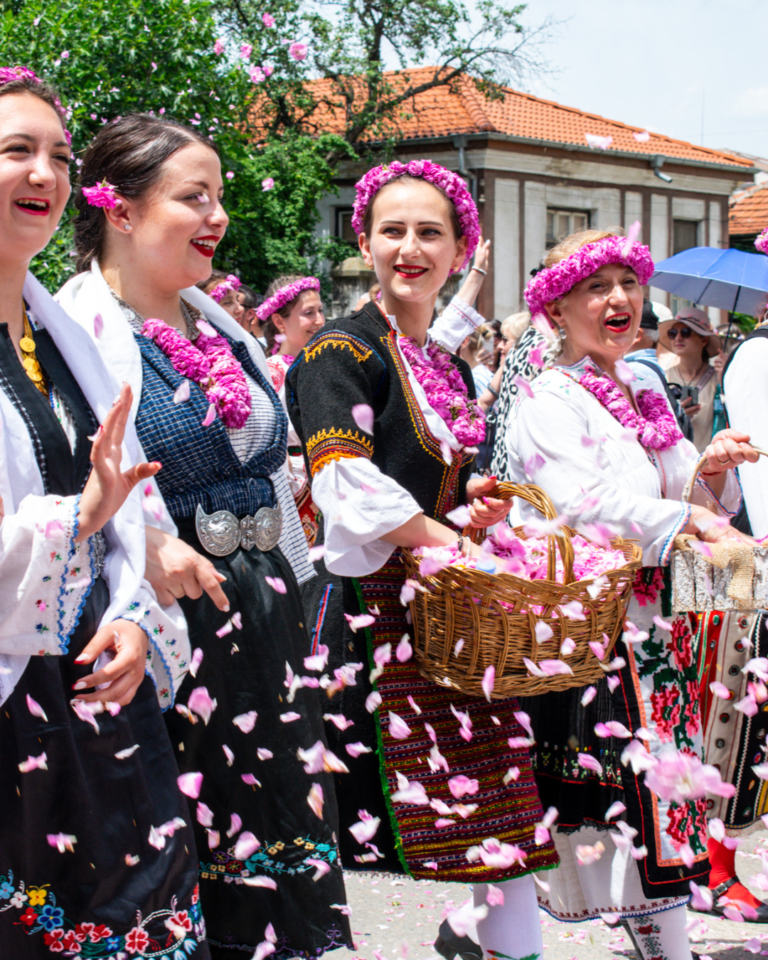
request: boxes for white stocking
[472,875,543,960]
[624,905,693,960]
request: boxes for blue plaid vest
[134,331,287,521]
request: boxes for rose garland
[142,317,251,429]
[399,337,485,447]
[572,365,682,451]
[756,229,768,255]
[255,277,320,322]
[524,236,655,325]
[210,274,242,304]
[351,160,480,269]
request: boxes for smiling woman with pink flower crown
[288,160,560,960]
[503,228,758,960]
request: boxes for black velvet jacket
[286,300,476,523]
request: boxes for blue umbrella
[650,246,768,316]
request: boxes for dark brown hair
[262,274,308,353]
[197,269,228,295]
[361,173,462,240]
[0,72,69,138]
[74,113,218,272]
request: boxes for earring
[124,224,132,231]
[558,325,566,342]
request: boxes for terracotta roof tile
[303,67,752,169]
[730,181,768,235]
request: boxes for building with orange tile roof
[730,180,768,251]
[310,68,754,319]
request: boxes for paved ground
[333,832,768,960]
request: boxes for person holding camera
[660,306,724,452]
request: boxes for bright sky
[514,0,768,163]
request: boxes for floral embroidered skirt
[0,577,207,960]
[305,551,559,883]
[518,567,708,919]
[697,609,768,834]
[166,525,352,957]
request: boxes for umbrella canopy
[650,246,768,316]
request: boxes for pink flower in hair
[210,274,242,304]
[256,277,320,322]
[351,160,480,269]
[82,179,119,209]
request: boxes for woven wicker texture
[404,482,642,698]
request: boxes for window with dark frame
[335,208,357,245]
[673,219,700,255]
[546,208,590,248]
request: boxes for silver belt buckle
[195,504,282,557]
[92,530,107,577]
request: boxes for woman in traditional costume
[200,271,245,323]
[288,160,559,960]
[505,228,755,959]
[57,113,351,960]
[261,275,326,547]
[0,69,205,959]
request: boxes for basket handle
[464,481,575,583]
[682,445,768,503]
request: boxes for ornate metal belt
[194,503,282,557]
[92,530,107,577]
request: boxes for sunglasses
[667,327,693,339]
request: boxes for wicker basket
[403,482,642,698]
[671,447,768,613]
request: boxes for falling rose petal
[391,772,429,805]
[577,754,603,776]
[454,638,465,657]
[265,576,287,594]
[735,693,759,717]
[480,665,496,702]
[307,783,324,818]
[216,620,233,638]
[523,657,546,678]
[388,712,412,740]
[680,842,694,868]
[233,710,258,733]
[407,695,422,715]
[345,741,373,757]
[633,130,650,142]
[435,817,456,828]
[744,937,762,954]
[227,813,242,838]
[535,621,554,644]
[513,374,535,399]
[752,762,768,780]
[47,833,77,853]
[242,875,277,889]
[396,634,413,662]
[448,775,479,799]
[173,380,191,404]
[148,825,166,850]
[486,884,504,906]
[234,831,261,860]
[560,637,576,656]
[257,748,273,760]
[196,802,214,827]
[26,694,48,722]
[689,881,714,912]
[196,319,217,338]
[44,519,65,541]
[93,313,104,338]
[71,699,100,733]
[206,829,220,850]
[306,857,331,880]
[630,844,648,860]
[365,691,382,713]
[514,710,535,740]
[188,686,217,725]
[308,544,326,563]
[589,640,607,660]
[323,713,355,731]
[351,403,374,434]
[345,612,375,633]
[177,771,203,798]
[201,403,217,427]
[280,711,301,723]
[440,439,453,465]
[446,504,472,527]
[607,675,621,692]
[709,681,731,700]
[581,685,597,706]
[524,452,546,476]
[115,744,140,760]
[304,644,329,672]
[539,659,573,676]
[605,801,626,820]
[223,744,235,766]
[241,773,261,786]
[653,615,673,632]
[614,360,636,386]
[575,841,605,865]
[350,813,381,844]
[585,132,613,150]
[18,752,48,773]
[190,647,204,678]
[125,853,140,866]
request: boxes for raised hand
[76,383,161,542]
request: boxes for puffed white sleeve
[506,389,693,568]
[724,339,768,538]
[0,493,93,656]
[430,296,485,352]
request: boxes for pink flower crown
[0,65,72,146]
[210,274,242,303]
[756,229,768,255]
[82,179,119,209]
[524,236,655,324]
[351,160,480,269]
[256,277,320,322]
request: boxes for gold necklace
[19,310,48,394]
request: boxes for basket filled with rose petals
[671,447,768,613]
[402,482,642,698]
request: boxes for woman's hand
[466,475,512,528]
[688,504,756,546]
[702,429,758,476]
[681,396,702,417]
[76,383,161,542]
[145,525,229,611]
[473,237,491,274]
[71,618,149,706]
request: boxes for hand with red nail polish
[70,620,148,706]
[465,475,513,529]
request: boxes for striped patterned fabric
[357,554,559,883]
